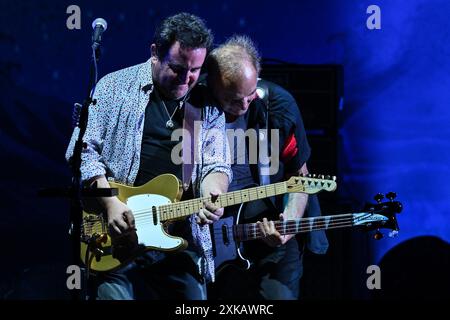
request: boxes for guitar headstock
[286,174,337,194]
[357,192,403,239]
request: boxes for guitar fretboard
[159,182,289,221]
[233,214,355,241]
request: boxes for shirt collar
[139,58,154,94]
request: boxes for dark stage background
[1,0,449,299]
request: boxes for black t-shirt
[239,79,311,184]
[224,79,311,220]
[134,88,184,186]
[225,112,255,192]
[260,79,311,176]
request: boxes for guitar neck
[233,213,361,242]
[159,182,289,222]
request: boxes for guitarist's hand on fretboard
[197,172,228,225]
[196,191,224,225]
[256,214,293,248]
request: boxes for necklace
[161,100,180,129]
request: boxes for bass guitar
[212,192,402,272]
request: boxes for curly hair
[153,12,213,59]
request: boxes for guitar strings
[81,213,361,229]
[95,179,321,219]
[81,214,357,233]
[80,220,353,241]
[81,178,334,231]
[128,186,286,217]
[83,213,355,228]
[212,220,356,240]
[83,214,352,227]
[228,217,355,238]
[126,185,295,221]
[85,177,332,221]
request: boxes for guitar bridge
[81,214,106,238]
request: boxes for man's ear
[150,44,158,61]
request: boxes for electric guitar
[81,173,337,272]
[212,192,402,273]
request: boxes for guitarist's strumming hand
[105,197,138,260]
[257,214,294,248]
[89,176,136,241]
[90,175,137,240]
[105,197,136,238]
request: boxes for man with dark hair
[150,12,214,100]
[153,12,213,61]
[204,35,328,300]
[66,13,231,300]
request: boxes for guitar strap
[255,79,271,188]
[254,80,279,212]
[182,101,201,191]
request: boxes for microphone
[256,87,266,100]
[91,18,108,49]
[256,78,268,101]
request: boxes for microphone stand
[39,39,117,301]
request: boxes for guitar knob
[373,230,383,240]
[94,248,104,261]
[386,192,397,201]
[374,193,384,203]
[98,233,108,244]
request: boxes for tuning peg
[332,176,336,181]
[388,230,399,238]
[386,192,397,201]
[373,230,383,240]
[374,193,384,203]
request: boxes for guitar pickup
[221,224,230,246]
